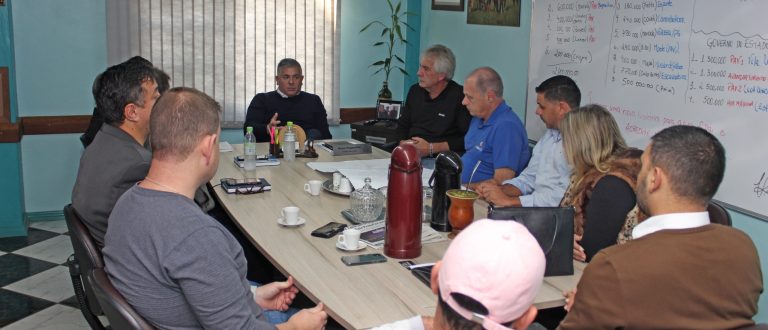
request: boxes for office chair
[707,200,732,226]
[86,268,156,330]
[63,204,107,330]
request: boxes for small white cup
[304,180,323,196]
[337,228,361,250]
[333,172,342,190]
[281,206,300,225]
[338,177,353,193]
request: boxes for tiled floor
[0,220,92,329]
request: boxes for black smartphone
[341,253,387,266]
[310,222,347,238]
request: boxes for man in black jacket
[243,58,332,142]
[397,44,471,158]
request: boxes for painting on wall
[467,0,521,27]
[432,0,464,11]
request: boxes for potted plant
[360,0,415,100]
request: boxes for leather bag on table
[487,206,575,276]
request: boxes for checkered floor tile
[0,221,90,329]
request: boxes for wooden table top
[210,142,582,329]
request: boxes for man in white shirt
[559,125,763,329]
[374,219,546,330]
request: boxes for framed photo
[432,0,464,11]
[376,100,402,120]
[467,0,521,27]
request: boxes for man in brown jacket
[559,125,763,330]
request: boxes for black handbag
[487,206,574,276]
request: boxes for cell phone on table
[341,253,387,266]
[311,222,347,238]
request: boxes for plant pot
[446,189,479,238]
[378,81,392,100]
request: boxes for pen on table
[408,262,435,270]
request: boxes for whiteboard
[526,0,768,219]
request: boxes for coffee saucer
[336,241,366,251]
[277,217,306,227]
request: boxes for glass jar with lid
[350,177,385,222]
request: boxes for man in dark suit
[72,57,162,248]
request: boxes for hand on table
[278,303,327,330]
[475,182,513,206]
[563,288,577,312]
[254,276,299,311]
[573,234,586,262]
[400,137,430,157]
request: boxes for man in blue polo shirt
[460,67,530,185]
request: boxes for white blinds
[106,0,340,127]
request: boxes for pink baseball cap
[438,219,546,330]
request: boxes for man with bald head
[460,67,530,184]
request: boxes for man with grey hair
[460,67,530,184]
[397,44,471,157]
[244,58,332,141]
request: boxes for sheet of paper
[307,158,433,189]
[353,220,447,249]
[219,141,234,152]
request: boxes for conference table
[210,142,583,329]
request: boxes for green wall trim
[26,210,64,222]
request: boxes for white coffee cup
[304,180,323,196]
[337,228,361,250]
[281,206,300,225]
[338,177,353,193]
[333,172,342,190]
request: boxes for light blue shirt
[503,128,571,207]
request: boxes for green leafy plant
[359,0,415,85]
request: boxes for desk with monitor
[210,142,582,329]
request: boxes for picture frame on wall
[467,0,521,27]
[432,0,464,11]
[376,100,402,121]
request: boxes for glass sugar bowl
[350,177,385,223]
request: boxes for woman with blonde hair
[559,104,644,262]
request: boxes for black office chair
[63,204,107,330]
[707,200,732,226]
[86,268,156,330]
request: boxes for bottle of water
[244,126,257,170]
[283,122,296,161]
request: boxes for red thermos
[384,144,422,259]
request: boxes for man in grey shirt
[103,87,327,329]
